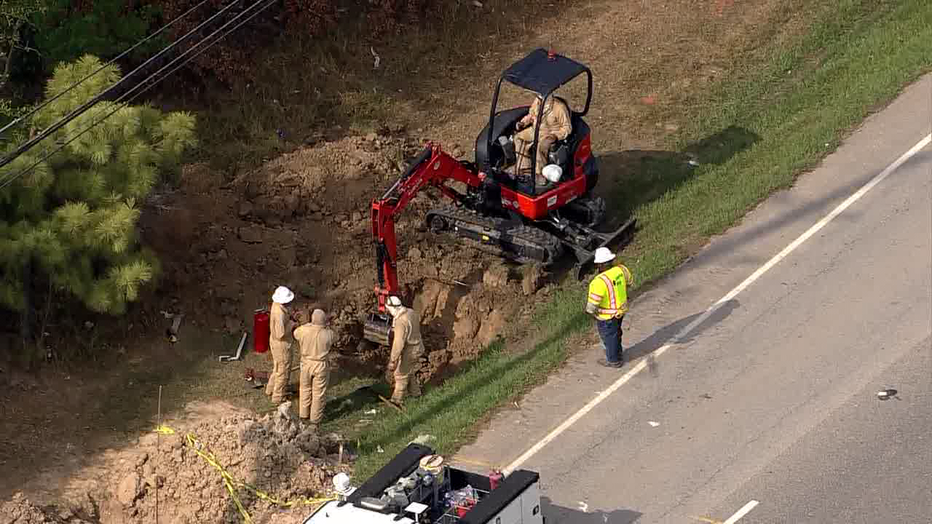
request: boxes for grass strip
[339,0,932,481]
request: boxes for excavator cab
[474,48,596,198]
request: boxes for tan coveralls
[294,322,333,424]
[390,307,425,403]
[513,96,573,185]
[265,302,295,403]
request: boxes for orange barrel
[253,309,270,354]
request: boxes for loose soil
[0,400,347,524]
[2,0,827,517]
[139,128,547,386]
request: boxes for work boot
[597,358,623,369]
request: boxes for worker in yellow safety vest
[586,247,633,368]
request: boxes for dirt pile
[99,402,344,524]
[139,129,549,384]
[1,401,348,524]
[0,493,93,524]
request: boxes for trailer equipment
[302,443,545,523]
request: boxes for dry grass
[6,0,930,505]
[174,0,580,174]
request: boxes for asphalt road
[453,74,932,524]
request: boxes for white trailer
[303,443,545,524]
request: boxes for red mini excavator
[363,48,636,346]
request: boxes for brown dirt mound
[138,129,549,385]
[0,492,90,523]
[1,401,348,524]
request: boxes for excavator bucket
[363,312,393,346]
[573,217,637,281]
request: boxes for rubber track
[427,204,564,265]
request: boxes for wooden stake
[156,386,162,524]
[378,394,404,413]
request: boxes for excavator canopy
[499,48,593,115]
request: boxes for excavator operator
[513,93,573,187]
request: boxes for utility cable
[0,0,248,171]
[0,0,275,191]
[0,0,213,139]
[0,0,278,192]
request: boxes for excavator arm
[364,143,482,346]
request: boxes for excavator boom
[361,140,633,347]
[364,143,481,346]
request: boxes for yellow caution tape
[153,424,336,523]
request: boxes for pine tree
[0,54,197,326]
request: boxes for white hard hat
[593,247,615,264]
[333,472,352,494]
[542,164,563,184]
[271,285,294,304]
[387,296,403,307]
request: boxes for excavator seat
[547,110,588,177]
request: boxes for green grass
[325,0,932,481]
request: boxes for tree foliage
[3,0,442,93]
[31,0,165,74]
[0,54,196,316]
[0,0,47,88]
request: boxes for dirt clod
[237,226,264,244]
[521,265,543,296]
[115,473,140,507]
[482,264,510,288]
[1,402,346,524]
[476,309,505,347]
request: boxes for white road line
[501,133,932,475]
[723,500,760,524]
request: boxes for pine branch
[54,201,91,236]
[0,233,25,269]
[50,254,93,299]
[84,280,113,313]
[2,54,197,318]
[154,111,198,160]
[1,150,52,191]
[89,200,140,254]
[0,279,24,311]
[23,225,65,267]
[127,164,156,198]
[107,258,153,303]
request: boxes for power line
[0,0,213,139]
[0,0,249,171]
[0,0,276,191]
[0,0,278,192]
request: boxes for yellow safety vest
[587,264,632,321]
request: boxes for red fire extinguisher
[489,470,503,490]
[253,308,270,354]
